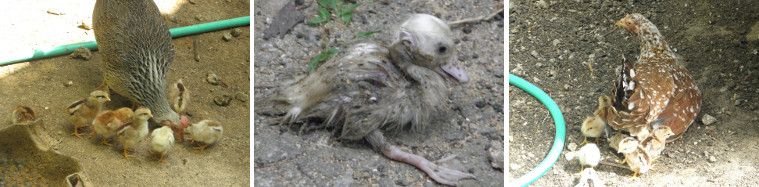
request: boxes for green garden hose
[509,74,566,186]
[0,16,250,66]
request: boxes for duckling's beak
[435,56,469,83]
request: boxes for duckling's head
[390,14,469,83]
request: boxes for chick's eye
[437,46,447,54]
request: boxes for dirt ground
[0,0,250,186]
[509,0,759,186]
[253,0,504,186]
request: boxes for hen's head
[390,14,469,83]
[615,13,659,36]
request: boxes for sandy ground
[0,0,250,186]
[509,0,759,186]
[253,0,504,186]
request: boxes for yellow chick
[115,107,153,160]
[150,125,174,163]
[66,90,110,138]
[581,115,606,144]
[185,120,223,151]
[92,107,134,146]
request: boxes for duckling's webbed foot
[366,130,476,186]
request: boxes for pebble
[223,32,234,41]
[195,14,204,21]
[235,92,248,102]
[207,72,221,85]
[708,156,717,163]
[64,81,73,87]
[475,101,487,108]
[231,28,243,37]
[702,114,717,125]
[69,47,91,60]
[214,94,232,106]
[567,142,577,151]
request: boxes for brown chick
[184,120,223,151]
[622,147,652,178]
[167,78,188,114]
[604,14,702,142]
[92,107,134,146]
[640,126,674,162]
[12,105,38,124]
[92,0,186,135]
[115,107,153,160]
[150,125,174,163]
[258,14,473,186]
[66,90,110,138]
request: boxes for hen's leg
[366,130,476,186]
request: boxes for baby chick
[581,115,605,144]
[566,143,601,173]
[66,90,110,138]
[622,147,652,178]
[92,107,134,146]
[12,105,37,124]
[575,168,605,187]
[150,125,174,163]
[115,107,153,160]
[184,120,223,151]
[167,79,189,114]
[641,126,674,162]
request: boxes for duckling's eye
[437,46,447,54]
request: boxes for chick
[641,126,674,162]
[622,147,652,178]
[92,107,134,146]
[167,79,189,114]
[581,115,605,144]
[65,90,110,138]
[566,143,601,173]
[575,168,605,187]
[12,105,37,124]
[115,107,153,160]
[184,120,223,151]
[150,125,174,163]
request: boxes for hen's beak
[615,14,635,34]
[435,56,469,83]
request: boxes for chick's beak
[436,56,469,83]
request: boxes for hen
[603,13,702,141]
[92,0,185,131]
[258,14,473,185]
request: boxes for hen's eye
[437,46,447,54]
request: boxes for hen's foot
[382,145,476,186]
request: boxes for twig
[193,39,200,62]
[603,26,619,37]
[447,6,504,26]
[599,160,629,170]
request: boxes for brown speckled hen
[603,13,702,142]
[92,0,185,131]
[259,14,473,186]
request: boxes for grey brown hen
[259,14,473,185]
[92,0,186,132]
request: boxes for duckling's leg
[366,130,476,186]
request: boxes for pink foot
[382,145,476,186]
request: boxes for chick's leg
[366,130,476,186]
[123,147,134,160]
[72,126,87,139]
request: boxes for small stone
[214,94,233,106]
[69,47,91,60]
[231,28,243,37]
[166,15,180,23]
[552,39,561,46]
[235,92,248,102]
[531,50,540,58]
[708,156,717,163]
[188,0,196,4]
[195,14,203,21]
[567,142,577,151]
[294,0,304,5]
[563,84,570,90]
[64,81,73,87]
[702,114,717,125]
[475,101,487,108]
[206,72,221,85]
[462,26,472,34]
[488,140,504,170]
[223,32,234,41]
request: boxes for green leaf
[356,30,381,37]
[341,3,361,16]
[308,48,339,72]
[317,0,337,10]
[341,14,353,25]
[308,7,330,24]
